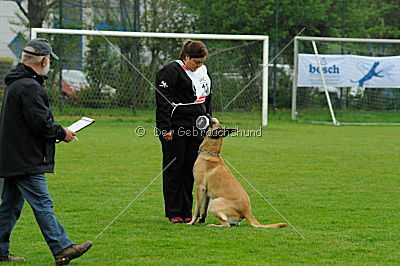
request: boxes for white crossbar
[296,36,400,44]
[31,28,268,41]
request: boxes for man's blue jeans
[0,174,73,256]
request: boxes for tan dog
[188,119,287,228]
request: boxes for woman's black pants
[159,131,203,219]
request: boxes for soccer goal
[31,28,269,127]
[292,36,400,125]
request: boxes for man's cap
[23,38,59,60]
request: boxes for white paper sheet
[56,117,95,143]
[67,117,95,132]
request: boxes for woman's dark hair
[179,40,208,60]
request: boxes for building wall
[0,1,26,62]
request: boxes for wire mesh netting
[295,40,400,124]
[36,33,264,127]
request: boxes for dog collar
[198,150,220,157]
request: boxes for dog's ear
[222,128,237,137]
[210,117,219,124]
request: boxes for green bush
[75,87,110,109]
[0,57,14,85]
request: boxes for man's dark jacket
[0,63,66,178]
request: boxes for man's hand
[163,131,173,141]
[64,128,77,143]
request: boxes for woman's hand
[163,131,173,141]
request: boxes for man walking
[0,38,92,265]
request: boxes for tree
[83,0,197,110]
[12,0,58,29]
[184,0,400,54]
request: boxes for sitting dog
[188,118,287,228]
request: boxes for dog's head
[199,118,237,155]
[205,118,237,139]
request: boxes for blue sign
[298,54,400,88]
[8,34,25,59]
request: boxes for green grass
[7,113,400,265]
[297,107,400,124]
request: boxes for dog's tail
[245,213,287,228]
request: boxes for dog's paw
[198,218,206,223]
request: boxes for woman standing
[156,40,211,223]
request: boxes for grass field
[7,112,400,265]
[296,108,400,124]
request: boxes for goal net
[292,36,400,125]
[32,28,268,127]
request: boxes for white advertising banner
[297,54,400,88]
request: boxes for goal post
[31,28,269,127]
[311,41,339,125]
[292,36,400,125]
